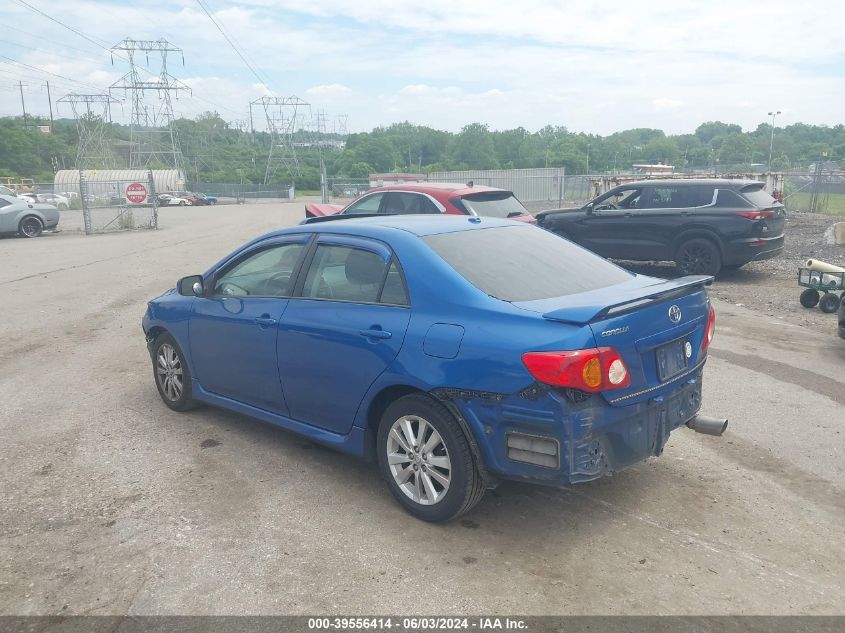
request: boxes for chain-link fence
[76,172,158,234]
[186,181,295,204]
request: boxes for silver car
[0,194,60,238]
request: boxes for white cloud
[653,98,684,110]
[305,83,353,98]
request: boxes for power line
[0,57,103,92]
[194,0,270,89]
[12,0,112,50]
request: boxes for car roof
[270,214,521,240]
[616,178,761,189]
[371,182,507,197]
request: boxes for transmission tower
[333,114,348,138]
[57,93,122,169]
[250,95,309,184]
[109,38,191,170]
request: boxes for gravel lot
[1,202,843,616]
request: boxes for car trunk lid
[516,275,712,406]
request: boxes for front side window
[342,193,384,214]
[301,244,408,305]
[595,188,641,210]
[213,242,306,297]
[424,225,631,302]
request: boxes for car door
[277,236,411,433]
[625,185,714,260]
[0,197,13,232]
[188,236,310,414]
[577,186,644,258]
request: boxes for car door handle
[359,328,392,340]
[255,315,277,327]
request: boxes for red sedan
[304,182,535,222]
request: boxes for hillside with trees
[1,114,843,188]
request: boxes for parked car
[21,192,70,211]
[193,193,218,205]
[537,179,785,275]
[158,193,193,206]
[0,194,60,237]
[305,182,535,223]
[142,215,721,522]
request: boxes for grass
[786,191,845,215]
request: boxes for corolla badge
[601,326,629,337]
[668,305,682,323]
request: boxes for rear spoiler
[542,275,713,324]
[301,213,396,225]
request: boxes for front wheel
[179,200,186,206]
[800,288,820,308]
[151,333,197,411]
[675,238,721,276]
[19,216,43,238]
[377,394,484,522]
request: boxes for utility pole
[767,110,781,171]
[19,81,28,129]
[43,81,54,128]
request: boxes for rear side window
[382,192,440,214]
[301,245,408,305]
[740,186,779,208]
[715,189,753,208]
[424,226,631,302]
[458,192,528,219]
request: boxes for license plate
[656,339,689,382]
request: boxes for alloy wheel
[386,415,451,505]
[679,244,714,274]
[20,217,43,237]
[156,343,184,402]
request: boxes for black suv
[537,179,785,275]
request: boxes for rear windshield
[423,225,632,302]
[458,192,529,219]
[740,186,779,208]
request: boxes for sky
[2,0,844,136]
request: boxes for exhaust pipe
[686,414,728,437]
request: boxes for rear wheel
[675,238,721,276]
[799,289,820,308]
[377,394,484,522]
[151,332,196,411]
[19,216,43,238]
[819,293,840,314]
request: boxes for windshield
[423,225,632,302]
[0,185,17,197]
[458,191,529,218]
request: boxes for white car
[158,193,193,206]
[0,194,60,237]
[19,192,69,210]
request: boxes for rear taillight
[521,347,631,392]
[736,210,774,220]
[702,305,716,351]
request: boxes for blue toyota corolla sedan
[142,215,723,521]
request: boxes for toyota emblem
[668,305,682,323]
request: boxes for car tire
[819,293,840,314]
[19,215,43,238]
[675,238,721,276]
[179,201,186,206]
[800,289,820,308]
[377,394,484,522]
[151,332,197,411]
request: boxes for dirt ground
[1,202,843,616]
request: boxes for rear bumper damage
[442,368,724,487]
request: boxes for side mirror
[585,202,594,214]
[178,274,204,297]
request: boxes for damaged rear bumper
[442,370,704,487]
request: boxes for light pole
[767,110,781,171]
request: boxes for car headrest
[345,249,384,285]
